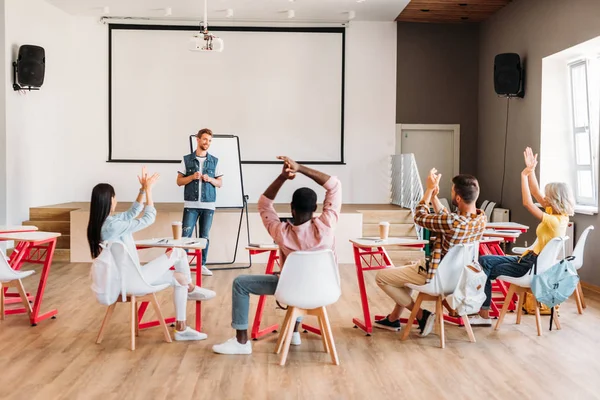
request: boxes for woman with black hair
[87,167,216,341]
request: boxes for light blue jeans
[231,274,302,330]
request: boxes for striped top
[414,201,487,283]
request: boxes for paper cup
[379,221,390,240]
[172,221,183,240]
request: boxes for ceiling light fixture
[103,6,110,14]
[226,8,233,18]
[164,7,172,16]
[348,10,356,20]
[287,9,295,19]
[189,0,224,52]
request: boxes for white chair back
[484,202,496,222]
[571,225,594,270]
[0,252,34,282]
[109,241,170,297]
[535,236,568,275]
[275,250,340,310]
[480,200,489,211]
[425,243,476,296]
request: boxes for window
[569,59,600,207]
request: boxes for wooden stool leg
[320,307,339,365]
[516,291,525,325]
[316,309,330,354]
[279,307,300,366]
[15,280,32,317]
[135,301,140,337]
[96,303,116,344]
[275,309,293,355]
[553,306,561,330]
[436,297,445,349]
[0,282,4,321]
[462,313,476,343]
[131,296,137,350]
[495,284,516,331]
[149,294,172,344]
[400,293,424,341]
[578,283,587,309]
[534,299,543,337]
[574,285,583,315]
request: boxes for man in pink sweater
[213,156,342,355]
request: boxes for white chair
[0,254,33,320]
[480,200,490,211]
[495,236,567,336]
[570,225,594,314]
[95,241,172,350]
[274,249,341,366]
[512,240,537,255]
[400,243,478,348]
[484,202,496,222]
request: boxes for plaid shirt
[414,201,486,283]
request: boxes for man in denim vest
[176,128,223,276]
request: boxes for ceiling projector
[189,31,224,52]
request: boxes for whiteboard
[109,25,344,163]
[184,135,245,208]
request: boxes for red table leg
[251,250,280,340]
[25,239,58,326]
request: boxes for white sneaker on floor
[420,312,436,337]
[174,327,208,341]
[187,287,216,301]
[201,265,213,276]
[291,332,301,346]
[212,337,252,355]
[468,315,493,326]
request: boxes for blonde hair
[544,182,575,216]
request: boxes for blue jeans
[480,253,538,310]
[231,274,302,330]
[182,208,214,266]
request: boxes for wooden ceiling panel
[397,0,512,23]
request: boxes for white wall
[4,14,397,227]
[4,0,75,225]
[69,20,398,208]
[0,0,7,240]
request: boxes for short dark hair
[197,128,213,138]
[291,187,317,213]
[452,174,479,204]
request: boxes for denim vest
[183,152,218,203]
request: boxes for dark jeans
[182,207,214,266]
[480,252,538,310]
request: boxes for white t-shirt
[179,156,223,210]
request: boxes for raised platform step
[363,223,416,237]
[386,249,425,266]
[6,248,70,263]
[23,220,70,235]
[358,209,413,224]
[56,235,70,249]
[29,207,77,221]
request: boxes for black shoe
[417,310,435,337]
[374,315,402,331]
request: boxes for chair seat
[127,282,170,297]
[497,274,532,288]
[406,282,453,297]
[0,269,35,282]
[512,247,528,255]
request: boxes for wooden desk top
[135,237,207,250]
[350,237,428,248]
[0,225,38,233]
[0,231,61,242]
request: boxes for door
[397,124,459,201]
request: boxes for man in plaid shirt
[375,169,486,337]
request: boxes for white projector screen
[109,25,345,163]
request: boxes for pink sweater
[258,177,342,263]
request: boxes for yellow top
[531,207,569,255]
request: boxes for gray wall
[478,0,600,285]
[396,22,480,175]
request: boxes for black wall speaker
[14,45,45,89]
[494,53,524,97]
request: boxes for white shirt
[179,156,223,211]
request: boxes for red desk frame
[3,236,58,326]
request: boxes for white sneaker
[187,287,216,301]
[174,326,208,341]
[420,312,436,337]
[291,332,301,346]
[212,337,252,355]
[201,265,213,276]
[468,315,493,326]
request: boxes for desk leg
[195,249,202,332]
[352,246,373,335]
[251,250,279,340]
[30,240,58,326]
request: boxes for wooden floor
[2,261,600,400]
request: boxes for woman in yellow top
[470,147,574,326]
